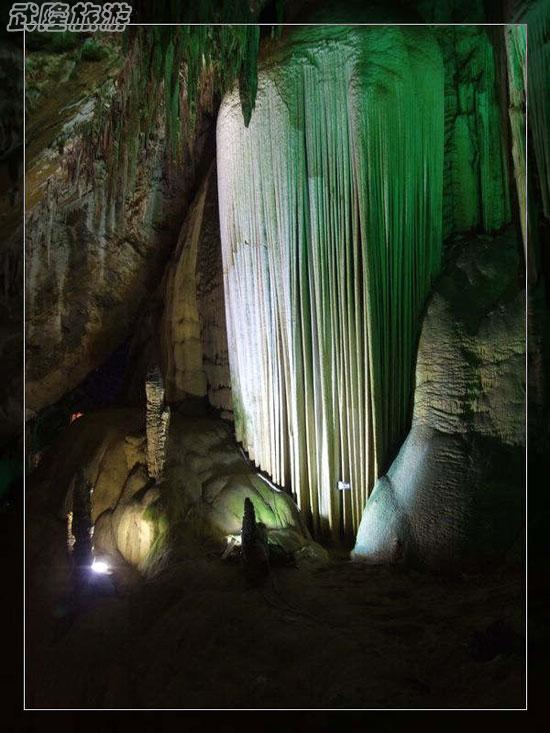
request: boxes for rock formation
[24,40,213,416]
[160,163,232,411]
[22,11,534,584]
[353,230,525,567]
[145,365,171,481]
[28,408,320,576]
[436,26,511,237]
[218,25,445,539]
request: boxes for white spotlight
[91,559,110,574]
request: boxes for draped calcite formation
[218,26,444,538]
[436,26,512,237]
[161,176,210,401]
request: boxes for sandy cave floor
[25,542,526,710]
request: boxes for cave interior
[12,0,548,711]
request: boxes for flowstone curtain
[217,26,444,539]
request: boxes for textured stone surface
[28,408,316,575]
[145,366,170,480]
[24,46,212,416]
[195,168,233,412]
[160,163,232,410]
[353,230,525,567]
[436,27,511,237]
[413,235,525,445]
[162,413,310,543]
[32,408,146,524]
[218,25,444,539]
[505,25,527,252]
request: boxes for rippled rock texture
[353,230,525,567]
[160,163,232,411]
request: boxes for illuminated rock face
[217,26,444,539]
[28,408,165,574]
[353,231,525,567]
[160,164,232,411]
[24,49,213,417]
[505,25,527,253]
[29,408,317,575]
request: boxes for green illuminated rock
[524,0,550,220]
[436,26,511,236]
[218,25,445,539]
[505,24,527,251]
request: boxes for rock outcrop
[28,407,318,577]
[24,42,213,416]
[145,366,171,481]
[353,230,525,568]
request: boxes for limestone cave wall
[24,38,214,417]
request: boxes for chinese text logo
[7,2,132,32]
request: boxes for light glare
[91,559,110,574]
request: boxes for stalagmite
[217,26,444,539]
[145,365,171,481]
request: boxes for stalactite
[505,24,527,250]
[71,15,264,223]
[145,366,171,481]
[218,27,444,539]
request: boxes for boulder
[353,230,525,568]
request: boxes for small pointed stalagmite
[241,497,269,584]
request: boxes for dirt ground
[25,540,525,710]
